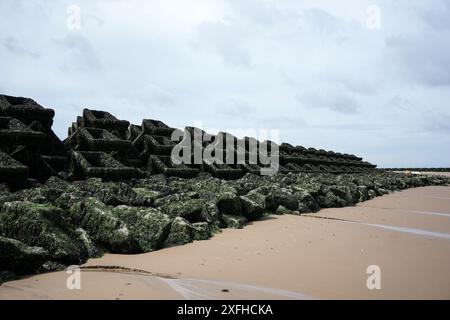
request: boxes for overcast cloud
[1,0,449,168]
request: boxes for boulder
[74,228,103,258]
[132,187,161,206]
[317,191,347,208]
[291,186,320,213]
[74,179,149,207]
[67,198,136,253]
[357,186,370,202]
[0,271,16,284]
[0,236,49,274]
[0,201,87,264]
[221,214,247,229]
[12,187,63,204]
[328,185,356,205]
[239,193,265,220]
[191,222,212,241]
[193,179,247,219]
[166,217,192,245]
[216,189,242,216]
[274,205,290,215]
[38,261,67,273]
[269,188,298,211]
[113,206,172,251]
[160,198,209,223]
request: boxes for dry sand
[1,185,450,300]
[424,172,450,178]
[394,171,450,178]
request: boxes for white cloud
[0,0,449,168]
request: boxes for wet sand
[1,186,450,300]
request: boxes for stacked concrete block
[0,95,378,186]
[0,150,29,184]
[131,120,200,178]
[0,95,68,186]
[278,143,376,174]
[71,151,137,181]
[65,108,142,181]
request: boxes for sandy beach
[1,185,450,300]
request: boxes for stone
[74,228,103,258]
[291,186,320,213]
[67,198,136,253]
[160,198,209,223]
[216,189,242,216]
[317,191,347,208]
[239,194,265,220]
[221,214,247,229]
[113,206,172,251]
[0,236,49,274]
[0,201,87,264]
[269,188,298,211]
[132,188,161,206]
[274,205,290,215]
[75,179,149,207]
[357,186,370,202]
[191,222,212,241]
[166,217,193,245]
[38,261,67,273]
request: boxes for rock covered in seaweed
[0,201,88,264]
[0,171,449,282]
[67,198,136,253]
[0,236,49,275]
[113,205,172,252]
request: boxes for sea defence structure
[0,95,376,188]
[1,94,450,281]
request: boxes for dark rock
[291,186,320,213]
[221,214,247,229]
[113,206,172,252]
[274,205,290,215]
[166,217,193,245]
[0,271,17,284]
[0,201,87,264]
[0,236,49,274]
[269,188,298,211]
[38,261,67,273]
[239,193,265,220]
[74,228,103,258]
[216,191,242,216]
[159,198,209,223]
[191,222,212,241]
[317,191,347,208]
[67,198,136,253]
[75,179,149,207]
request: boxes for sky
[1,0,449,168]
